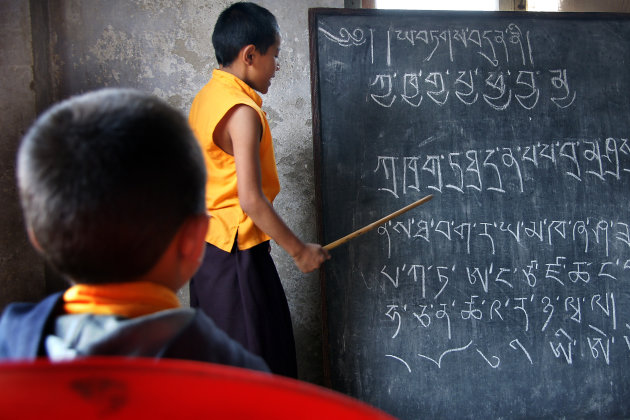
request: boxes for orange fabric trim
[63,281,180,319]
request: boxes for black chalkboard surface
[309,8,630,420]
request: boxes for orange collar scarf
[63,281,180,319]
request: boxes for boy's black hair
[212,2,279,66]
[17,88,207,284]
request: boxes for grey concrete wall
[0,2,47,310]
[557,0,630,12]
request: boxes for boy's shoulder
[190,71,264,137]
[0,292,64,359]
[0,295,268,371]
[196,71,261,109]
[162,309,270,371]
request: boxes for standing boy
[0,88,268,372]
[188,2,329,378]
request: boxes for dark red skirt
[190,240,297,378]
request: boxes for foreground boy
[0,88,269,372]
[188,2,329,377]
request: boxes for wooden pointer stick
[323,194,433,251]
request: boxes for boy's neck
[219,64,244,79]
[218,64,257,93]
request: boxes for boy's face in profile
[249,34,281,94]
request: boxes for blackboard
[309,8,630,420]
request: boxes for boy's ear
[26,226,43,253]
[241,44,257,66]
[177,213,209,262]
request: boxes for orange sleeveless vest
[189,69,280,251]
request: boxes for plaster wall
[0,1,46,310]
[556,0,630,12]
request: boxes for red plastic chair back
[0,357,395,419]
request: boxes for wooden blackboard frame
[309,7,630,419]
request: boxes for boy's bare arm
[225,105,329,273]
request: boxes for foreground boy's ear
[138,213,209,292]
[178,213,209,262]
[26,226,43,253]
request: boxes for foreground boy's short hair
[212,1,280,66]
[17,88,207,284]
